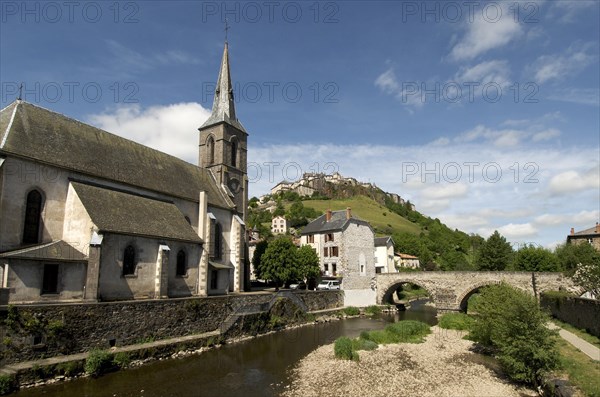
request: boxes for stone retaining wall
[0,291,343,366]
[540,294,600,337]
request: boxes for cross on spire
[17,83,23,101]
[224,18,230,44]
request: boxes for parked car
[289,281,307,290]
[317,280,340,290]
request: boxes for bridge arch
[456,282,531,312]
[380,280,434,306]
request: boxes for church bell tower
[199,42,248,219]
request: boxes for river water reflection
[16,300,437,397]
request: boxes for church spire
[200,42,246,133]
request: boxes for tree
[252,240,269,280]
[295,245,321,286]
[572,254,600,298]
[512,244,561,272]
[476,231,513,271]
[272,201,285,217]
[555,242,600,275]
[258,236,297,290]
[470,283,559,386]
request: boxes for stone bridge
[376,272,579,312]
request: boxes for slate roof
[374,236,393,247]
[0,240,87,262]
[301,210,372,235]
[200,43,247,133]
[72,182,202,243]
[570,225,600,237]
[0,101,234,210]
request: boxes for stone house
[374,236,395,273]
[395,253,420,269]
[0,43,249,304]
[271,216,289,234]
[300,208,375,306]
[567,223,600,251]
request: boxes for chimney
[596,222,599,233]
[326,209,332,222]
[346,207,352,220]
[570,227,575,235]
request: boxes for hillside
[301,196,421,236]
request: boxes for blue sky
[1,0,599,247]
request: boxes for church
[0,43,249,303]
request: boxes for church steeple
[200,43,246,133]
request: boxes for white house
[271,216,290,234]
[374,236,395,273]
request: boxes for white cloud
[449,3,522,61]
[421,183,469,199]
[534,210,600,227]
[548,168,600,195]
[86,103,211,164]
[547,88,600,106]
[530,43,596,84]
[550,0,598,23]
[374,68,399,94]
[532,129,561,142]
[453,60,511,87]
[497,223,538,239]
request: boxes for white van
[317,280,340,290]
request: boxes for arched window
[123,245,136,275]
[176,250,186,276]
[23,190,43,244]
[214,223,222,260]
[206,136,215,166]
[231,139,237,167]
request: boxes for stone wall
[0,291,343,366]
[540,294,600,337]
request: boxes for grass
[555,337,600,397]
[342,306,360,316]
[438,313,475,331]
[302,196,422,236]
[333,321,431,361]
[551,319,600,349]
[396,284,429,301]
[364,305,382,316]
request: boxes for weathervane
[17,83,23,101]
[224,18,230,44]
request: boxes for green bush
[439,313,475,331]
[384,320,431,343]
[470,283,559,386]
[352,338,378,351]
[85,349,114,377]
[342,306,360,316]
[0,374,16,395]
[57,361,83,377]
[364,305,382,316]
[334,337,359,361]
[113,352,130,368]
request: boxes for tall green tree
[555,242,600,274]
[295,245,321,285]
[512,245,561,272]
[272,201,286,217]
[258,236,297,289]
[477,231,513,271]
[470,283,559,386]
[252,240,269,280]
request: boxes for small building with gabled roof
[567,223,600,251]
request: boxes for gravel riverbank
[281,326,537,397]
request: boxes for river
[15,300,437,397]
